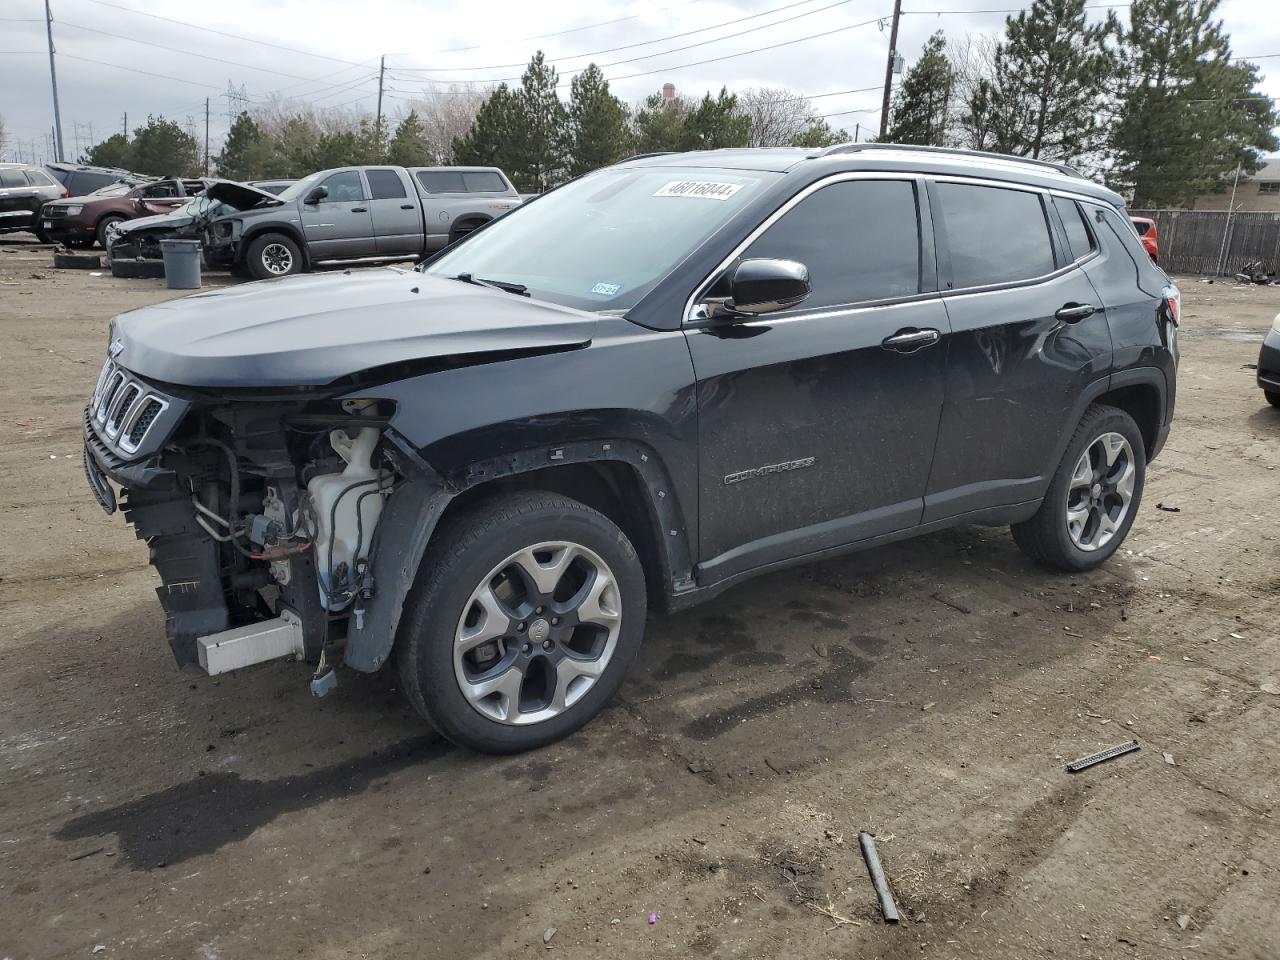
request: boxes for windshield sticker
[590,281,622,296]
[653,180,744,201]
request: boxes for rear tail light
[1162,283,1180,327]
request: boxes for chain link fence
[1129,209,1280,276]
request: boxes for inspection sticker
[653,180,744,201]
[591,282,622,296]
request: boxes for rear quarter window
[1054,196,1097,261]
[934,182,1057,288]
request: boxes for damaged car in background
[83,145,1177,756]
[107,181,282,263]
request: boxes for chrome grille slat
[86,359,172,456]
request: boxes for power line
[901,3,1129,12]
[394,0,862,72]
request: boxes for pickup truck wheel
[1011,404,1146,572]
[246,233,302,280]
[395,491,646,754]
[96,215,124,250]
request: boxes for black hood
[112,268,598,388]
[204,180,284,210]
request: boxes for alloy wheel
[261,242,293,275]
[453,541,622,725]
[1065,432,1135,552]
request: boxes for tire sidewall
[402,503,646,753]
[247,233,302,280]
[1040,408,1147,570]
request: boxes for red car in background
[1130,216,1159,264]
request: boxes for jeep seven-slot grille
[89,360,171,456]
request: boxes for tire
[1265,390,1280,409]
[395,491,646,754]
[53,250,102,270]
[109,258,166,279]
[33,222,51,244]
[96,215,124,250]
[1011,404,1147,572]
[245,232,303,280]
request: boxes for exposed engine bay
[84,360,403,687]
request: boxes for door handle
[1055,302,1096,323]
[351,206,368,213]
[399,203,414,210]
[881,328,941,353]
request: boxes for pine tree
[790,119,848,148]
[567,63,631,176]
[273,116,321,178]
[679,88,751,150]
[517,51,570,191]
[632,93,689,153]
[452,84,526,182]
[885,32,955,146]
[1111,0,1279,206]
[82,133,133,169]
[964,0,1117,165]
[216,112,272,180]
[387,111,431,166]
[129,116,200,177]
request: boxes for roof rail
[813,142,1084,180]
[619,152,676,163]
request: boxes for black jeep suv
[83,145,1178,753]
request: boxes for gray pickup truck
[203,165,520,279]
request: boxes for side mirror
[304,185,328,204]
[711,258,811,318]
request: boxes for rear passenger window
[0,171,26,188]
[742,179,921,310]
[1054,197,1095,261]
[935,182,1055,288]
[366,169,407,199]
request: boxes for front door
[300,170,375,260]
[687,176,949,582]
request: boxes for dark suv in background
[83,144,1178,754]
[0,163,67,239]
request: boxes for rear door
[364,168,422,256]
[299,169,376,260]
[687,174,950,581]
[923,178,1111,521]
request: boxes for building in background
[1191,158,1280,213]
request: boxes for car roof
[614,144,1123,205]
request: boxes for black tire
[1265,390,1280,409]
[1011,404,1147,572]
[245,232,303,280]
[52,250,102,270]
[33,222,51,244]
[96,215,124,250]
[109,258,165,279]
[395,491,646,754]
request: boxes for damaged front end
[82,362,436,687]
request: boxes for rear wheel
[1265,390,1280,408]
[245,232,303,280]
[1012,404,1146,571]
[395,491,646,754]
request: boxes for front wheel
[96,215,124,249]
[245,232,303,280]
[1265,390,1280,409]
[395,491,646,754]
[1012,404,1147,571]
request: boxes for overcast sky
[2,0,1277,162]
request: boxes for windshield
[276,171,324,203]
[89,182,133,197]
[424,166,780,311]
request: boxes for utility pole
[44,0,65,161]
[878,0,902,141]
[204,97,210,175]
[854,122,861,143]
[376,55,386,138]
[122,112,127,138]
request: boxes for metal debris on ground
[858,832,900,923]
[542,927,557,944]
[1066,740,1141,772]
[1155,502,1181,512]
[1163,752,1176,765]
[1177,914,1193,930]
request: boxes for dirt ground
[1,231,1278,960]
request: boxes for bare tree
[737,87,822,147]
[0,114,8,159]
[399,85,489,163]
[947,33,1001,149]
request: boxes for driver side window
[320,171,365,203]
[732,179,922,311]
